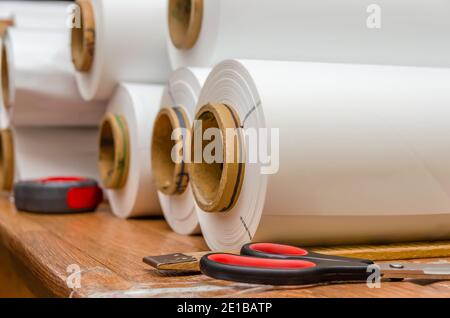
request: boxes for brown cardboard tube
[71,0,95,72]
[151,107,191,195]
[168,0,203,50]
[0,19,13,38]
[1,42,10,109]
[0,129,14,192]
[190,103,245,212]
[98,113,130,189]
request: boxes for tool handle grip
[14,177,103,214]
[200,253,371,286]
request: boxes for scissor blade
[378,263,450,280]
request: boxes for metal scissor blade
[378,263,450,280]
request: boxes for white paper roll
[13,126,99,181]
[73,0,171,101]
[154,67,209,235]
[0,1,71,30]
[2,28,106,127]
[101,83,163,218]
[193,60,450,251]
[168,0,450,69]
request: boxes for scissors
[200,243,450,286]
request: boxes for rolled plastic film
[152,67,209,235]
[72,0,171,101]
[0,125,99,191]
[2,28,106,127]
[12,127,99,183]
[100,83,162,218]
[192,60,450,251]
[0,1,71,30]
[168,0,450,69]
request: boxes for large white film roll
[0,1,71,30]
[72,0,171,101]
[193,60,450,251]
[2,28,105,127]
[168,0,450,69]
[153,67,209,235]
[13,127,99,181]
[100,83,162,218]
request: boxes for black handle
[200,253,371,286]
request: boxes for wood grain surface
[1,193,450,298]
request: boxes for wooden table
[1,194,450,298]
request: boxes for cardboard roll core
[0,19,13,37]
[169,0,203,50]
[98,113,130,189]
[0,129,14,192]
[1,43,10,109]
[71,0,95,72]
[152,107,191,196]
[190,104,245,212]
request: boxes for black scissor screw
[389,264,405,269]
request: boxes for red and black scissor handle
[13,177,103,214]
[200,243,373,286]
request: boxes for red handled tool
[14,177,103,214]
[200,243,450,286]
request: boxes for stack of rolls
[1,0,449,255]
[153,0,450,247]
[0,2,103,192]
